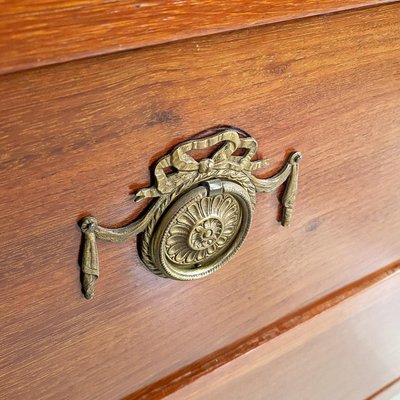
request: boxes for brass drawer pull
[79,127,301,299]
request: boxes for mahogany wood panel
[168,271,400,400]
[1,4,400,400]
[130,262,400,399]
[0,0,397,75]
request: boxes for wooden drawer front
[168,271,400,400]
[1,4,400,399]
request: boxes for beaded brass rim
[79,126,301,299]
[149,180,253,280]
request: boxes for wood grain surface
[0,0,397,75]
[167,271,400,400]
[130,261,400,399]
[1,3,400,400]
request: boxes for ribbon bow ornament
[135,129,270,201]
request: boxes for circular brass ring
[148,180,253,280]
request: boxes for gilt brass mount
[79,127,301,299]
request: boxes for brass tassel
[80,217,99,299]
[281,153,302,227]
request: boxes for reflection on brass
[79,127,301,299]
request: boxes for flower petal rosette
[164,194,241,266]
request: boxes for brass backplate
[79,127,301,299]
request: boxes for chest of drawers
[1,2,400,399]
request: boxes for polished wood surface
[168,271,400,400]
[1,3,400,399]
[131,262,400,399]
[0,0,396,75]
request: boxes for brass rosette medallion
[145,180,253,280]
[79,127,301,299]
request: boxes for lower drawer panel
[0,3,400,399]
[169,271,400,400]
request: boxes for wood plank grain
[1,4,400,399]
[0,0,397,75]
[131,261,400,399]
[168,271,400,400]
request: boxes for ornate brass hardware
[79,127,301,299]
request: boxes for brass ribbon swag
[79,127,301,299]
